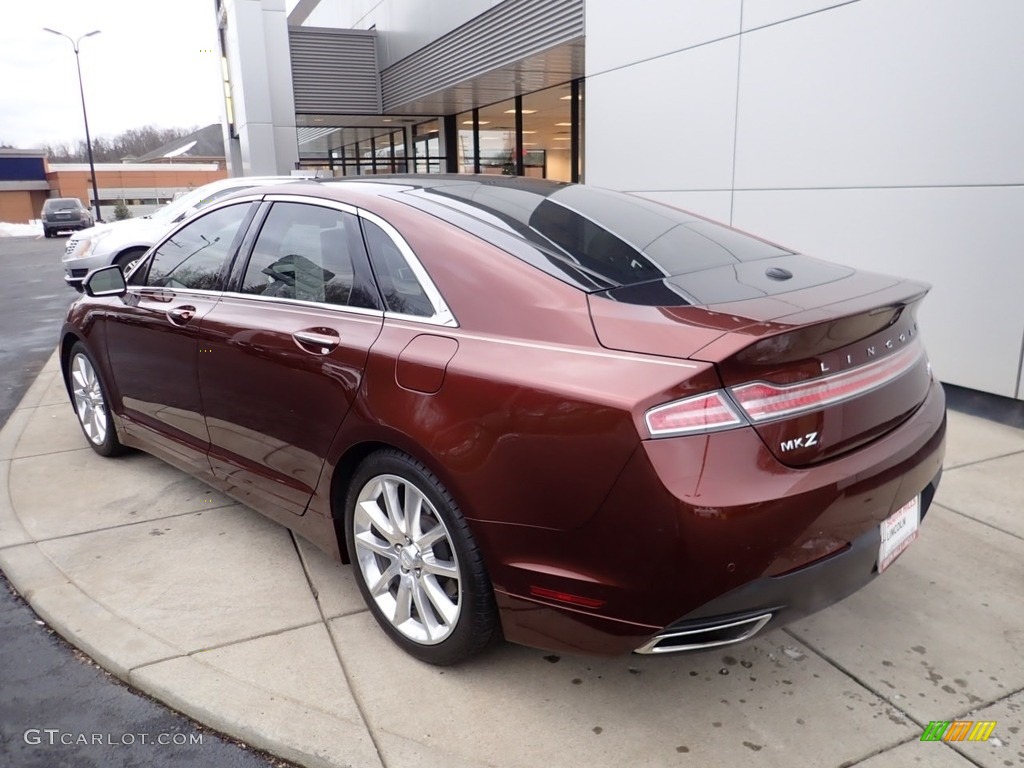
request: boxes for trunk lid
[588,256,933,466]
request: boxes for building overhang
[289,0,583,120]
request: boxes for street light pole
[43,28,102,222]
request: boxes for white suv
[63,176,307,288]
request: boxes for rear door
[197,197,384,516]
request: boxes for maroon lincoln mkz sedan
[62,176,945,664]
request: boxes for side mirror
[82,265,127,298]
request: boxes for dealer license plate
[878,495,920,573]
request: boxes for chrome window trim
[261,193,359,217]
[133,196,266,286]
[177,193,266,218]
[127,286,224,299]
[357,208,458,328]
[218,291,385,320]
[382,310,454,328]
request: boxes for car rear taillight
[644,340,925,439]
[730,341,924,423]
[644,391,745,437]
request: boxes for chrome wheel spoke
[411,579,439,641]
[369,561,400,597]
[382,479,406,537]
[405,487,424,540]
[357,497,400,545]
[422,575,459,627]
[392,574,413,625]
[354,530,397,560]
[415,524,445,550]
[421,552,458,579]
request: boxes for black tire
[114,247,147,274]
[67,342,127,457]
[43,228,52,239]
[344,449,498,665]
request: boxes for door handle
[167,305,196,325]
[293,329,341,354]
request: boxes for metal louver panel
[381,0,584,112]
[289,28,382,114]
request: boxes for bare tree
[43,125,198,162]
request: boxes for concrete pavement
[1,352,1022,768]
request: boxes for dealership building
[214,0,1023,401]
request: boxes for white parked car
[63,176,306,288]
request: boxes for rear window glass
[400,181,791,289]
[45,199,81,210]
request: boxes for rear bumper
[45,219,90,231]
[637,467,940,653]
[485,378,946,656]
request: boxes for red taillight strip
[644,391,745,437]
[730,340,924,422]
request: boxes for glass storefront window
[456,110,476,173]
[413,120,443,174]
[476,97,517,176]
[299,127,408,177]
[521,83,573,181]
[297,78,584,180]
[456,80,582,181]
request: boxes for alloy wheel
[352,474,462,645]
[70,353,108,445]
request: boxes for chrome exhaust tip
[634,612,773,654]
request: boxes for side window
[141,203,250,290]
[239,202,378,309]
[361,219,434,317]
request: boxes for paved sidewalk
[1,353,1022,768]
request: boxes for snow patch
[0,221,43,237]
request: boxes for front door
[104,202,254,471]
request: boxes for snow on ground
[0,221,43,237]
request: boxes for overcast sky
[1,0,225,149]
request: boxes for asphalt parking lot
[0,235,1021,768]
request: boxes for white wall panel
[741,0,853,31]
[224,0,299,175]
[228,0,271,128]
[734,0,1024,189]
[273,127,299,172]
[239,123,276,175]
[264,5,298,129]
[586,0,740,75]
[585,38,739,191]
[631,191,733,224]
[302,0,382,28]
[732,187,1024,398]
[304,0,500,68]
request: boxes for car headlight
[64,230,110,262]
